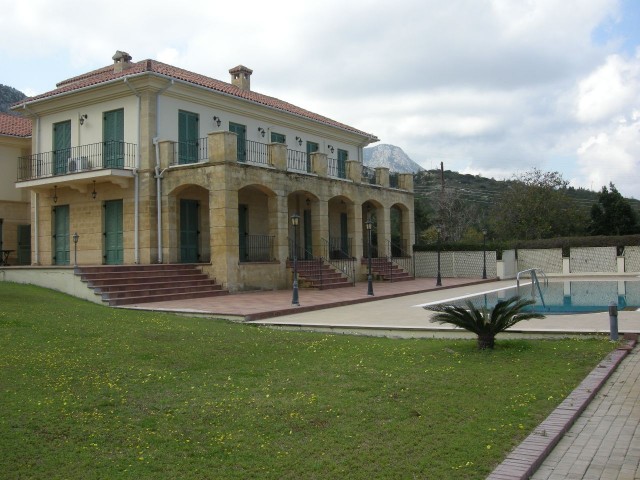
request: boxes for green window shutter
[229,122,247,162]
[104,200,124,265]
[270,132,286,144]
[53,205,70,265]
[103,109,124,168]
[337,149,348,179]
[53,121,71,175]
[306,141,318,173]
[178,110,199,164]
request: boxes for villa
[7,51,414,299]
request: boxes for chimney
[229,65,253,91]
[112,50,133,73]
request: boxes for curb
[486,334,638,480]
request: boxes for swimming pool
[423,280,640,314]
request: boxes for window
[178,110,199,164]
[271,132,286,144]
[337,149,348,179]
[229,122,247,162]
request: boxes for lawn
[0,282,616,479]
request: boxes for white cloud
[576,53,640,123]
[2,0,640,198]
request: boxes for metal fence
[18,141,137,181]
[239,234,274,262]
[287,150,309,173]
[246,140,271,166]
[172,138,208,165]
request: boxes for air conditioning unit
[68,156,90,172]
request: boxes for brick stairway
[362,257,413,282]
[288,259,354,289]
[76,264,227,306]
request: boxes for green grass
[0,282,616,479]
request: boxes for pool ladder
[516,268,548,308]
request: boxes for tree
[436,188,480,242]
[589,183,639,236]
[489,168,586,240]
[425,296,544,349]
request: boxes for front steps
[76,264,227,306]
[362,257,413,282]
[288,259,354,289]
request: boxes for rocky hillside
[0,85,26,114]
[363,144,423,173]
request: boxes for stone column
[311,152,328,177]
[377,205,391,257]
[208,131,238,163]
[375,167,390,188]
[312,199,329,258]
[398,173,414,192]
[158,141,174,169]
[346,160,361,183]
[209,181,240,290]
[271,194,289,264]
[269,143,287,171]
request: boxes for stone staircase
[362,257,413,282]
[75,264,227,306]
[289,259,354,289]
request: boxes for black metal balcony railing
[287,149,310,173]
[172,138,208,165]
[239,234,274,262]
[245,140,271,166]
[362,165,376,184]
[389,173,399,188]
[328,236,352,259]
[17,141,137,181]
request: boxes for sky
[1,0,639,198]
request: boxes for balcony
[17,141,137,188]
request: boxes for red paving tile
[124,277,495,320]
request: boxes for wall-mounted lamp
[91,181,97,200]
[213,116,222,127]
[258,127,266,138]
[306,198,311,207]
[52,185,58,204]
[295,136,303,146]
[79,114,88,126]
[327,145,334,153]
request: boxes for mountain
[363,144,424,173]
[0,85,26,114]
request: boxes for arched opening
[362,200,382,258]
[287,191,317,260]
[168,184,210,263]
[238,184,277,262]
[390,203,411,256]
[327,195,353,259]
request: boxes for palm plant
[425,295,545,349]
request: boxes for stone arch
[390,202,411,256]
[166,183,210,263]
[287,190,320,259]
[327,195,355,258]
[237,184,278,262]
[362,199,384,258]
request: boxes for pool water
[431,280,640,314]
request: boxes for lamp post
[365,220,374,296]
[72,232,79,267]
[436,225,442,286]
[291,213,300,306]
[482,229,487,279]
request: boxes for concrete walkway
[125,277,640,479]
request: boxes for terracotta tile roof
[0,112,31,137]
[13,59,378,141]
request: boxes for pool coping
[486,333,638,480]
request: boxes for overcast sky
[2,0,639,198]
